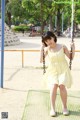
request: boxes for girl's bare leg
[59,84,69,115]
[59,85,67,109]
[50,84,58,111]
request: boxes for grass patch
[22,90,80,120]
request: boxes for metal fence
[4,50,80,70]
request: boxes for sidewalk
[0,36,80,120]
[0,68,44,120]
[0,67,80,120]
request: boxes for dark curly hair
[42,31,57,47]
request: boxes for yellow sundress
[43,46,72,89]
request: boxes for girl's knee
[59,84,66,91]
[51,84,58,90]
[54,84,58,88]
[50,84,58,93]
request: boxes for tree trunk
[57,9,61,36]
[49,15,53,31]
[40,0,44,36]
[7,11,11,28]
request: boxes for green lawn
[22,90,80,120]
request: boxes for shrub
[12,25,30,32]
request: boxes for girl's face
[45,37,56,47]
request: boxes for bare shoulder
[63,44,68,49]
[62,44,69,53]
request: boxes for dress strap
[62,45,65,52]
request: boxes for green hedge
[12,26,30,32]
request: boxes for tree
[5,0,26,27]
[5,0,80,34]
[22,0,72,36]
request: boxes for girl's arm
[63,43,75,60]
[40,44,48,63]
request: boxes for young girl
[40,31,75,117]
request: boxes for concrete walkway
[0,35,80,120]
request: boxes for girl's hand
[41,43,45,50]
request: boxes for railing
[4,50,80,68]
[4,50,39,68]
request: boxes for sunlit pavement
[0,35,80,120]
